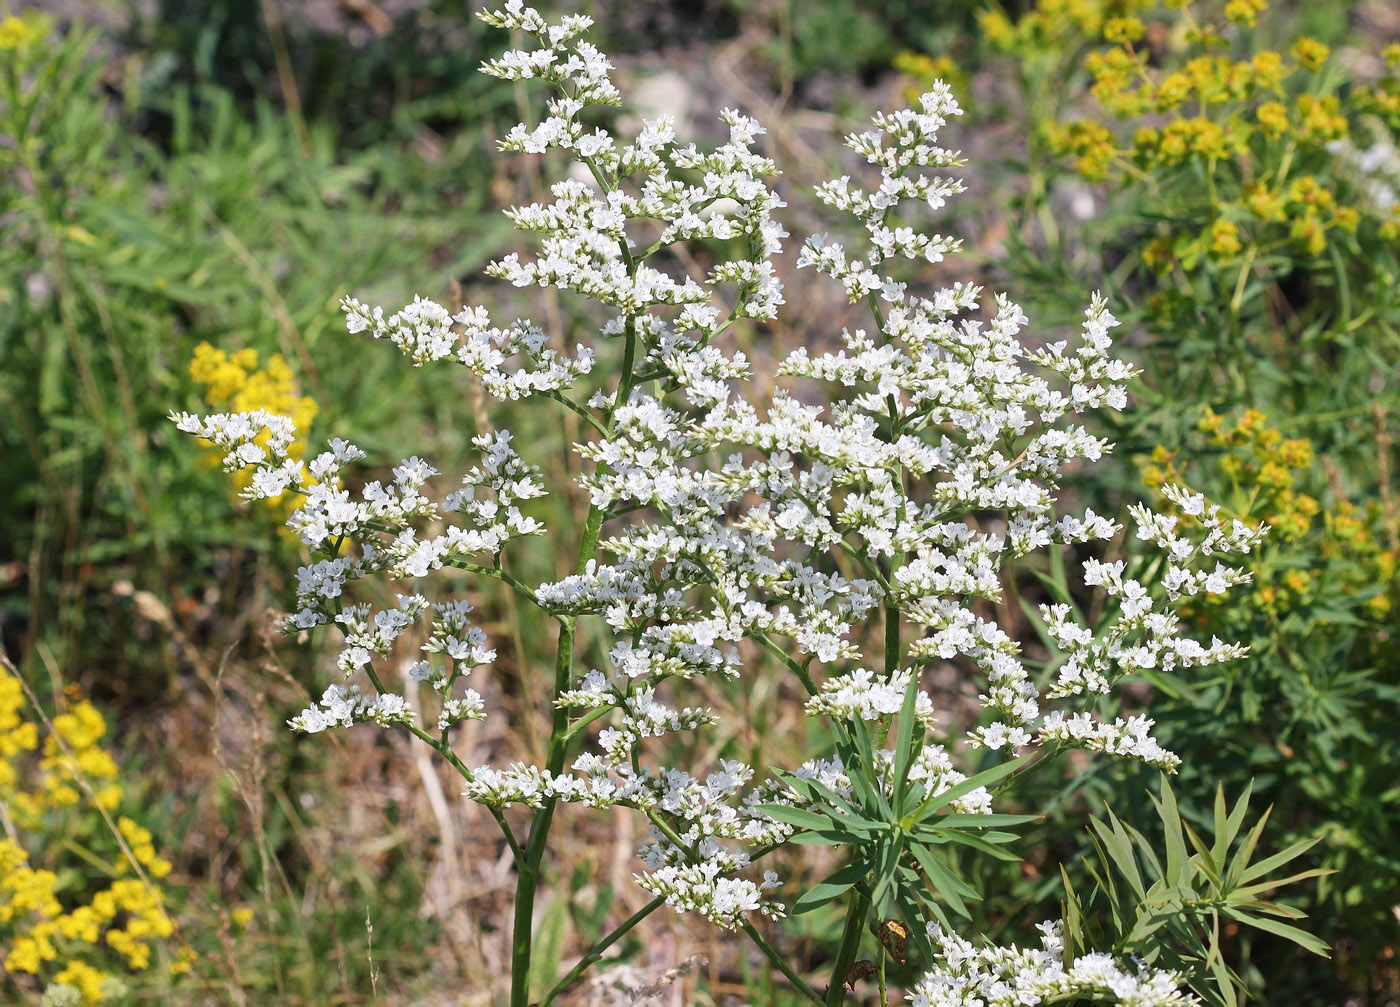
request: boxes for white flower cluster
[169,409,303,499]
[288,683,414,734]
[343,296,596,399]
[909,921,1196,1007]
[172,2,1264,938]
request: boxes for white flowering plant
[170,5,1328,1005]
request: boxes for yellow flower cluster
[1350,43,1400,141]
[0,13,47,53]
[189,341,317,515]
[4,686,121,826]
[1143,410,1396,618]
[1,665,187,1005]
[1026,0,1394,271]
[894,51,969,105]
[979,0,1150,59]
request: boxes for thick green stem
[884,601,900,680]
[510,613,579,1007]
[824,889,871,1006]
[508,399,611,1006]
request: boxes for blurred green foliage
[124,0,505,147]
[0,12,513,695]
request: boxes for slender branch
[509,448,609,1007]
[636,804,827,1005]
[753,631,818,696]
[537,897,666,1007]
[837,539,892,593]
[359,663,527,863]
[544,388,608,436]
[741,920,828,1007]
[443,557,540,607]
[510,614,580,1007]
[562,704,615,742]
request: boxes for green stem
[405,720,526,863]
[538,897,665,1007]
[636,804,826,1004]
[545,389,609,435]
[884,601,900,680]
[510,614,578,1007]
[561,703,614,742]
[824,888,870,1006]
[508,470,608,1007]
[837,539,892,592]
[359,662,527,864]
[741,921,828,1006]
[754,631,819,696]
[443,558,539,607]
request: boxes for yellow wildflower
[0,666,188,1002]
[1244,182,1285,221]
[1142,236,1175,272]
[1208,217,1243,259]
[978,9,1016,52]
[1051,120,1118,181]
[1103,16,1144,42]
[1294,93,1346,141]
[1250,50,1285,89]
[189,341,318,515]
[1255,100,1288,138]
[52,960,109,1006]
[0,13,46,52]
[1224,0,1267,27]
[1290,36,1330,72]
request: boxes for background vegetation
[2,0,1395,1004]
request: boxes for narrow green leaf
[1232,867,1332,898]
[1089,816,1145,899]
[1225,805,1272,889]
[1212,785,1230,863]
[1182,821,1222,887]
[788,829,859,846]
[871,834,905,909]
[1206,911,1241,1007]
[925,828,1023,862]
[800,776,859,816]
[1149,780,1189,886]
[792,860,870,915]
[1126,908,1172,945]
[891,670,924,816]
[1121,818,1162,880]
[850,719,894,820]
[912,755,1030,821]
[1220,781,1254,857]
[927,813,1038,830]
[753,804,837,832]
[909,843,976,918]
[1226,898,1307,919]
[1238,835,1323,886]
[822,805,884,835]
[1221,907,1331,957]
[1059,866,1082,966]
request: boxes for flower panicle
[169,4,1259,960]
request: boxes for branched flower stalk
[171,5,1268,1004]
